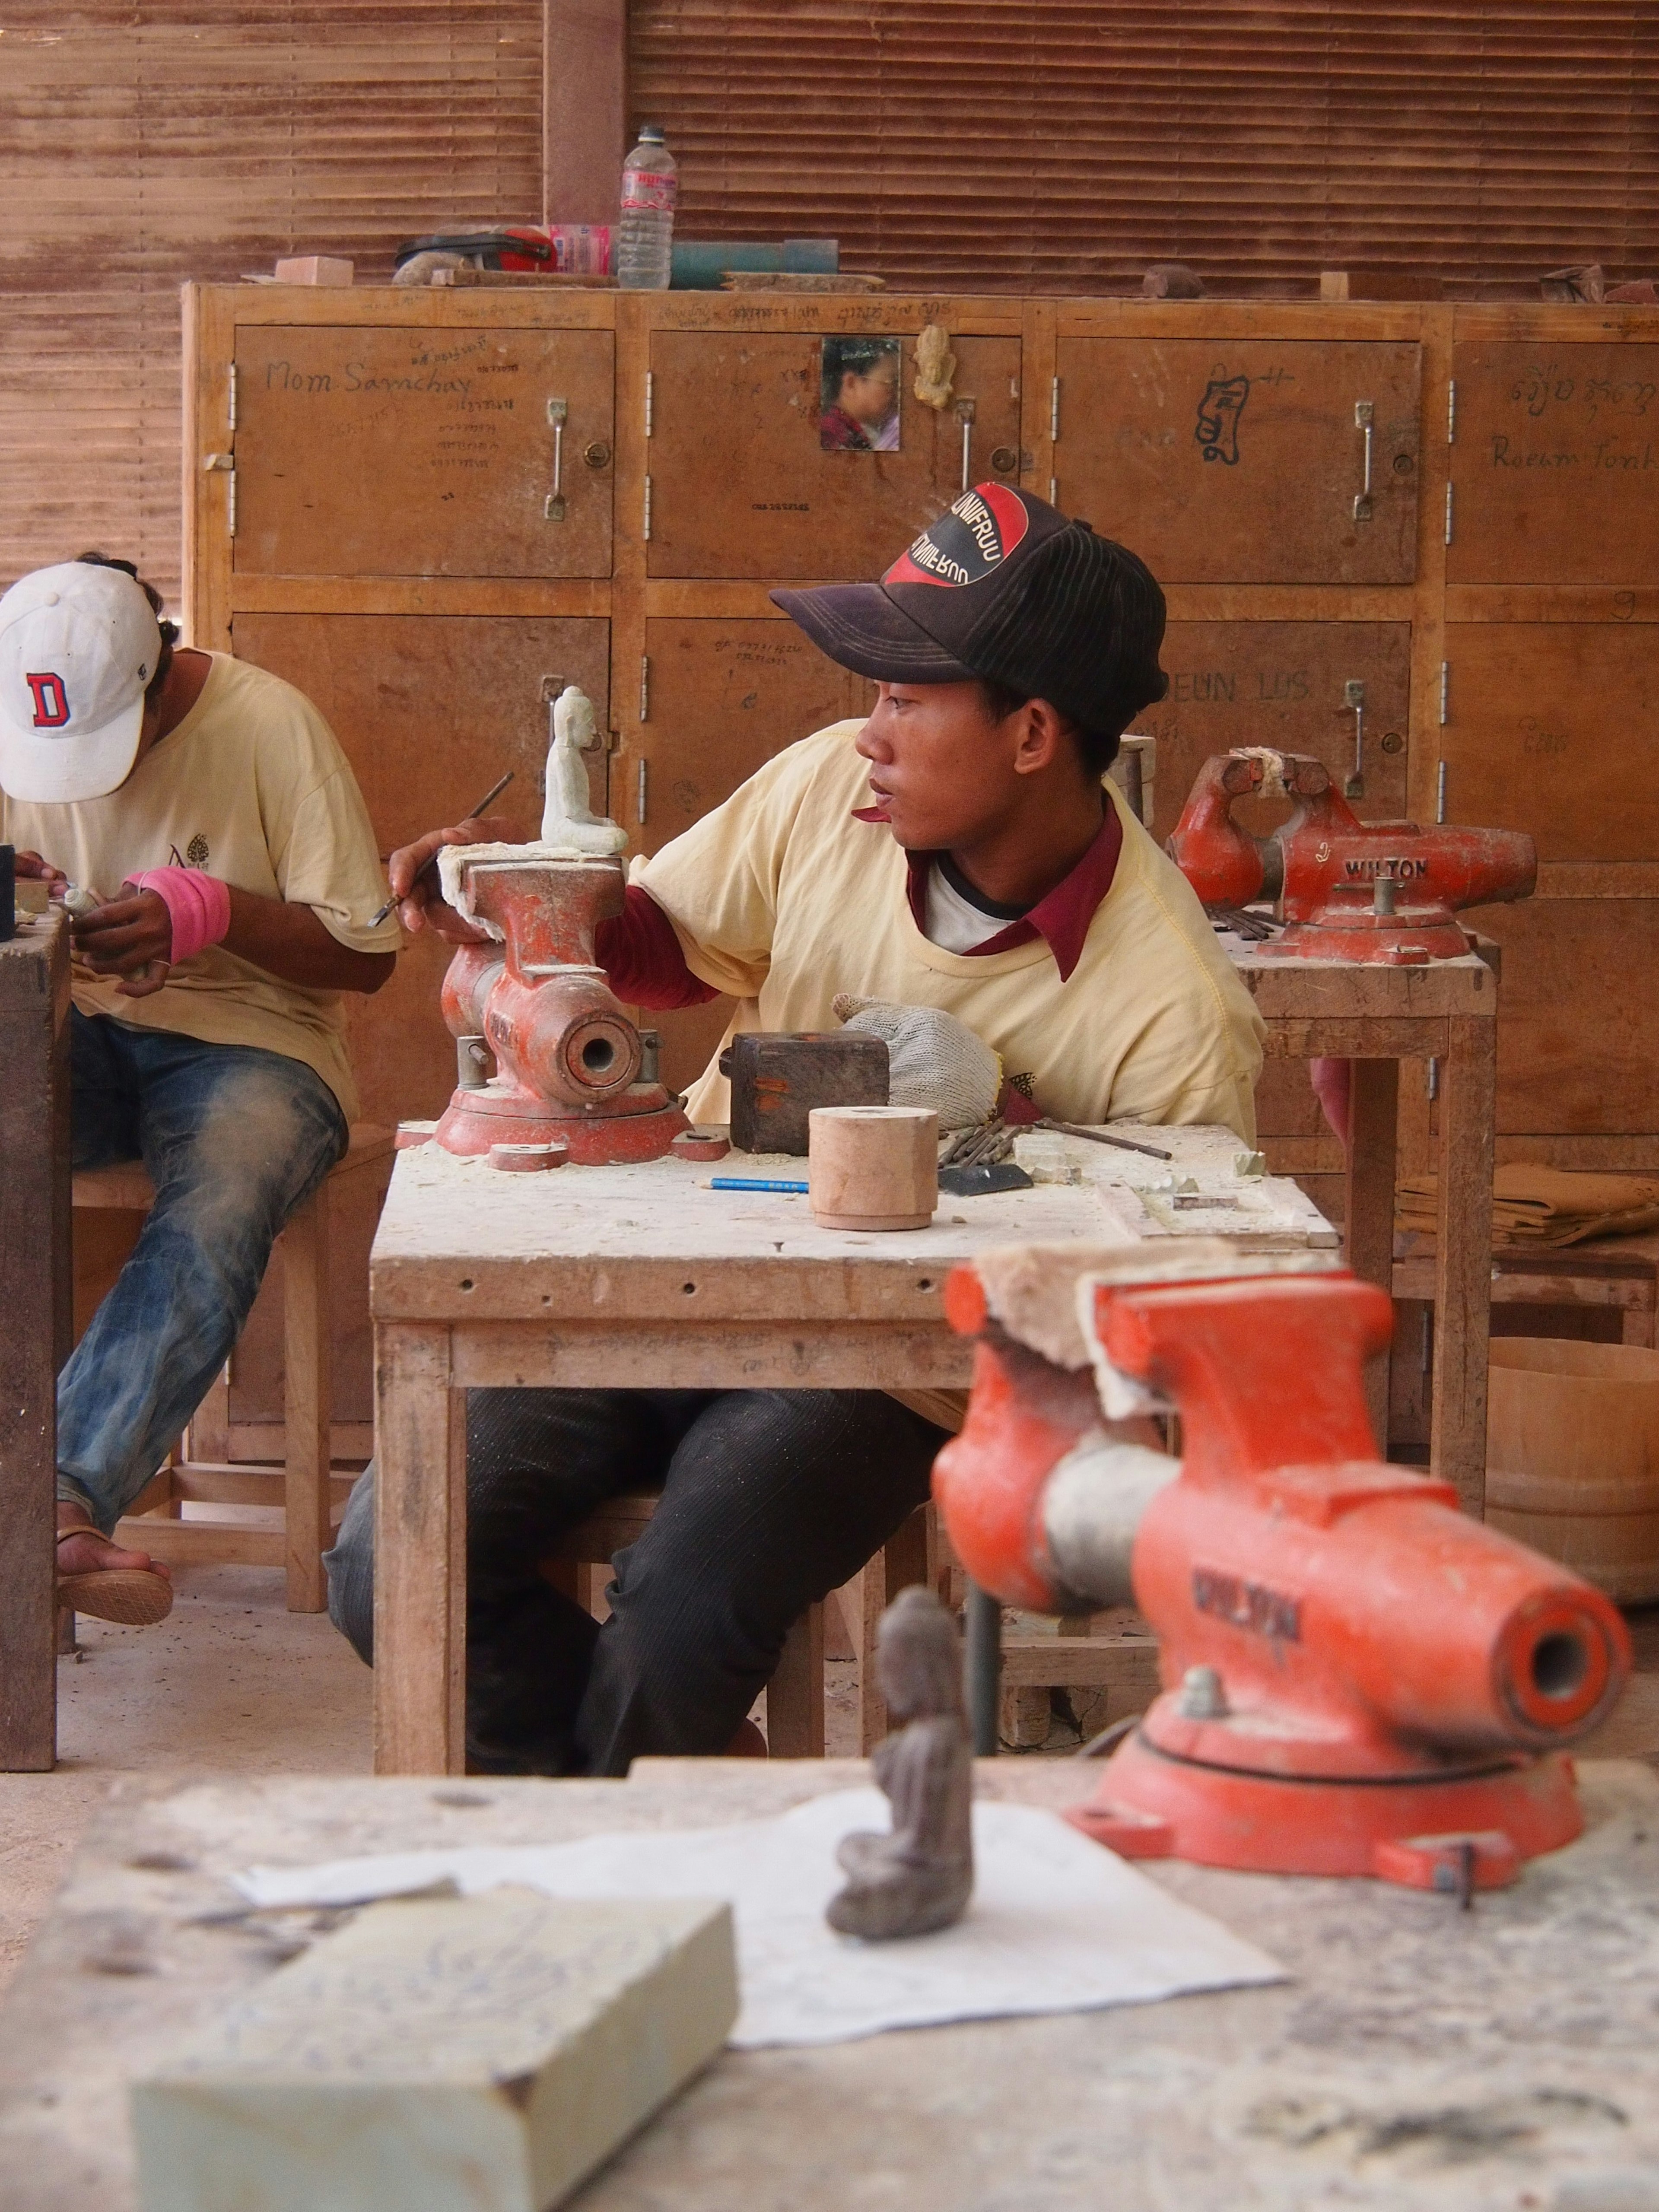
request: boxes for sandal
[56,1528,174,1627]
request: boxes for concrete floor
[2,1566,1656,2003]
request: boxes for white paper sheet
[235,1789,1283,2048]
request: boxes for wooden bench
[1394,1230,1659,1349]
[75,1123,392,1612]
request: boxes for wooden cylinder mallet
[808,1106,938,1232]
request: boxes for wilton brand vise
[1167,747,1536,963]
[932,1243,1630,1891]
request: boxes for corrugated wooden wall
[0,3,544,607]
[630,1,1659,295]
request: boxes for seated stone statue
[540,684,626,855]
[827,1585,974,1941]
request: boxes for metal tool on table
[718,1032,889,1155]
[434,851,687,1165]
[932,1243,1630,1890]
[1166,747,1535,964]
[369,770,515,928]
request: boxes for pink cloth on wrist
[128,868,232,965]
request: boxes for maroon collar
[850,802,1123,983]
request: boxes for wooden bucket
[1487,1337,1659,1602]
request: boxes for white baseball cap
[0,561,163,803]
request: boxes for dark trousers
[324,1388,943,1776]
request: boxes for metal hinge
[1446,377,1456,444]
[1049,377,1061,442]
[1439,660,1449,725]
[203,451,236,537]
[636,758,648,826]
[643,475,652,540]
[1444,484,1455,545]
[639,655,650,723]
[1436,758,1449,824]
[645,371,654,439]
[227,362,238,433]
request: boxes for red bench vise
[433,852,688,1164]
[934,1244,1630,1890]
[1167,747,1536,963]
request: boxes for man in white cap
[0,554,402,1625]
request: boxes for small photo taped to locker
[820,336,901,452]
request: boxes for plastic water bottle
[617,125,677,291]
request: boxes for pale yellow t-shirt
[0,653,401,1121]
[639,720,1266,1144]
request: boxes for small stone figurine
[540,684,626,855]
[827,1586,974,1941]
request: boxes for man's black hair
[75,551,178,706]
[823,337,895,388]
[977,678,1122,779]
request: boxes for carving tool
[370,770,515,927]
[1036,1117,1172,1161]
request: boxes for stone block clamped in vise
[1167,747,1536,964]
[932,1238,1631,1890]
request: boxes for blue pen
[711,1176,810,1194]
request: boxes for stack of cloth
[1397,1166,1659,1250]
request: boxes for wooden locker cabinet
[644,327,1023,579]
[1052,332,1422,583]
[233,321,615,579]
[1449,325,1659,585]
[1135,621,1411,842]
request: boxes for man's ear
[1010,697,1072,776]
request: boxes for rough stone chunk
[131,1888,737,2212]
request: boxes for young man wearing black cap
[330,487,1264,1775]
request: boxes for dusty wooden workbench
[0,909,70,1773]
[1,1756,1656,2211]
[369,1131,1332,1775]
[1230,945,1499,1511]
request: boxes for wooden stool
[552,1497,938,1757]
[75,1123,392,1613]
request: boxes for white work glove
[832,995,1002,1131]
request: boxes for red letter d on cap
[25,672,70,728]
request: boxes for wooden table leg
[1343,1057,1399,1454]
[281,1189,331,1613]
[768,1604,826,1757]
[853,1505,932,1752]
[0,921,68,1772]
[1431,1014,1497,1516]
[373,1324,466,1774]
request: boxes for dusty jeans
[57,1010,346,1533]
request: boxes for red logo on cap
[883,484,1030,589]
[25,672,70,728]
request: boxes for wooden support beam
[0,915,69,1772]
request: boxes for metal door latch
[955,398,976,493]
[1352,401,1374,522]
[1342,678,1367,798]
[544,398,567,521]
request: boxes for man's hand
[387,813,518,941]
[71,884,172,998]
[13,851,66,887]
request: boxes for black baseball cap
[772,484,1169,741]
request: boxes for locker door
[232,612,612,1125]
[233,326,615,578]
[1440,624,1659,861]
[1053,338,1422,583]
[1449,341,1659,584]
[1469,899,1659,1137]
[1135,621,1412,841]
[645,330,1023,579]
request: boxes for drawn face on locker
[232,325,615,578]
[1438,623,1659,861]
[1134,623,1411,841]
[232,612,611,1125]
[1052,338,1421,583]
[644,330,1022,578]
[1448,339,1659,584]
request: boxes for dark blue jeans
[59,1011,347,1533]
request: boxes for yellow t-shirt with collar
[639,718,1265,1144]
[0,652,401,1122]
